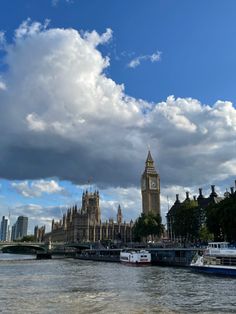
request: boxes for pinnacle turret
[117,204,122,224]
[146,150,154,164]
[144,150,157,175]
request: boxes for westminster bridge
[0,241,203,266]
[0,242,90,254]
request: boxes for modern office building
[11,216,28,240]
[0,216,9,241]
[11,223,16,241]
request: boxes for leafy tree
[20,235,35,242]
[205,203,222,241]
[171,200,200,242]
[205,193,236,242]
[199,225,214,242]
[133,213,164,242]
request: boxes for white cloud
[100,186,142,222]
[10,203,67,233]
[51,0,73,7]
[14,19,50,39]
[51,0,59,6]
[12,180,65,197]
[128,51,162,68]
[0,31,5,47]
[0,20,235,198]
[84,28,113,47]
[0,80,6,91]
[26,113,46,131]
[219,159,236,179]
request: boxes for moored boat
[190,242,236,276]
[120,249,151,266]
[76,248,121,262]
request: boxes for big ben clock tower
[141,150,160,216]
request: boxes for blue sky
[2,0,236,104]
[0,0,235,233]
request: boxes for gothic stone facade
[166,185,223,241]
[34,225,46,242]
[141,150,161,216]
[45,191,133,243]
[44,150,161,243]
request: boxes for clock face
[149,177,157,189]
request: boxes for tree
[199,225,214,242]
[20,235,35,242]
[171,200,200,242]
[133,213,164,242]
[205,203,222,241]
[205,193,236,242]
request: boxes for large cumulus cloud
[0,20,235,193]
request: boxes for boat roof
[83,248,121,252]
[208,242,229,245]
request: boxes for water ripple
[0,256,235,313]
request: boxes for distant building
[11,223,16,241]
[0,216,9,241]
[166,185,223,241]
[44,191,133,243]
[44,150,162,244]
[11,216,28,240]
[141,150,161,216]
[34,225,46,242]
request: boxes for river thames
[0,253,235,314]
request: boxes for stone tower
[117,204,122,224]
[82,190,101,224]
[141,150,160,216]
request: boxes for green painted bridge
[0,242,90,254]
[0,242,48,253]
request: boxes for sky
[0,0,235,234]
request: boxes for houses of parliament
[42,151,160,243]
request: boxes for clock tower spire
[141,150,160,216]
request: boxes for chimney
[186,191,190,200]
[210,185,218,197]
[198,188,204,199]
[175,194,180,203]
[230,187,234,195]
[193,196,196,201]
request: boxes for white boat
[120,249,151,266]
[190,242,236,276]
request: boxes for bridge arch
[1,244,46,254]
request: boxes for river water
[0,253,235,314]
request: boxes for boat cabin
[206,242,236,257]
[120,249,151,265]
[208,242,229,249]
